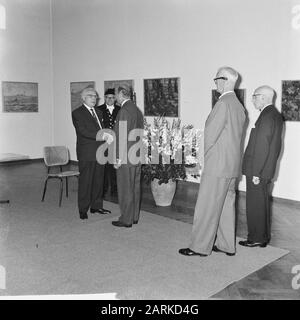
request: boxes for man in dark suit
[97,88,120,195]
[239,86,283,247]
[112,86,144,228]
[72,88,111,220]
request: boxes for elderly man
[97,88,120,195]
[239,86,283,248]
[112,86,144,228]
[72,88,111,220]
[179,66,246,257]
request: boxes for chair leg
[59,178,63,207]
[66,177,68,198]
[42,178,49,202]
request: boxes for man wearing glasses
[179,66,246,257]
[97,88,120,195]
[72,88,111,220]
[239,86,283,248]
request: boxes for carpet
[0,187,289,299]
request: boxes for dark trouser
[246,176,271,243]
[104,163,117,193]
[116,164,141,225]
[78,160,104,214]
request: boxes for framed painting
[144,77,179,117]
[104,79,135,103]
[70,81,95,112]
[211,89,246,108]
[282,80,300,121]
[2,81,38,112]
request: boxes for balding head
[252,85,275,110]
[215,66,239,93]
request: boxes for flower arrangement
[142,116,201,185]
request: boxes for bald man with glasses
[239,86,283,248]
[72,88,111,220]
[179,66,246,257]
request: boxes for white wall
[51,0,300,201]
[0,0,53,158]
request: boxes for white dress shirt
[106,104,115,114]
[83,103,102,129]
[121,99,130,107]
[219,90,234,99]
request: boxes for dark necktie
[90,108,101,128]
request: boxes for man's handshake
[102,132,114,145]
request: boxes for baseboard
[237,190,300,209]
[1,160,299,208]
[0,158,43,166]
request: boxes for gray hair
[217,66,239,84]
[117,85,131,98]
[81,87,97,100]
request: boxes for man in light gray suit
[179,66,246,257]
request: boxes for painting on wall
[2,81,38,112]
[144,77,179,117]
[282,80,300,121]
[104,79,135,104]
[211,89,246,108]
[70,81,95,112]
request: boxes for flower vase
[150,179,177,206]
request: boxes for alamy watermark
[291,265,300,290]
[95,121,202,166]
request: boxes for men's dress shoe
[212,245,235,256]
[90,208,111,214]
[79,213,88,220]
[112,221,132,228]
[178,248,207,257]
[133,220,138,225]
[239,240,267,248]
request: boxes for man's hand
[103,132,114,145]
[114,159,122,169]
[252,176,260,185]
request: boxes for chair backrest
[43,146,69,167]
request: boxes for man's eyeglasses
[214,77,228,82]
[86,94,97,98]
[252,94,263,98]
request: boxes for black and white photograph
[0,0,300,305]
[281,80,300,121]
[2,81,38,112]
[144,77,179,117]
[104,79,134,103]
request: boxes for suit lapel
[255,105,273,126]
[81,105,101,129]
[95,108,104,129]
[112,105,119,119]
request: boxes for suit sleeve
[72,111,97,140]
[115,108,131,163]
[204,100,227,155]
[252,115,274,176]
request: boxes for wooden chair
[41,146,79,207]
